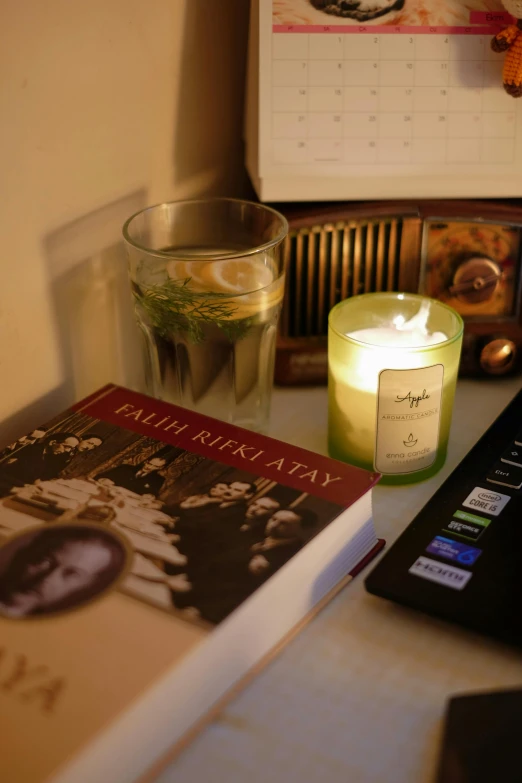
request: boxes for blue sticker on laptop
[426,536,482,566]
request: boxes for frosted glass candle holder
[328,293,464,485]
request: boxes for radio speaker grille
[276,211,422,383]
[280,216,421,339]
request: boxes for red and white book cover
[0,384,382,783]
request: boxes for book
[0,384,383,783]
[245,0,522,202]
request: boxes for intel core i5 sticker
[462,487,511,517]
[409,556,472,590]
[426,536,482,565]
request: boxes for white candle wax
[346,301,448,348]
[347,326,447,347]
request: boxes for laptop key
[487,461,522,489]
[501,445,522,468]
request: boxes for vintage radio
[274,200,522,385]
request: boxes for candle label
[375,364,443,474]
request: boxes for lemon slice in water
[166,256,282,321]
[166,259,190,280]
[201,258,274,294]
[166,259,208,289]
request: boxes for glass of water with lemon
[123,198,288,433]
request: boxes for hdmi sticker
[409,556,472,591]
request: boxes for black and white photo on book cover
[273,0,507,26]
[0,409,346,627]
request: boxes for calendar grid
[271,32,517,168]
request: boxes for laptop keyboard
[365,388,522,647]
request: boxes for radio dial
[449,256,503,305]
[479,338,517,376]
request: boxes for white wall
[0,0,251,443]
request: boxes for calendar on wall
[244,0,522,201]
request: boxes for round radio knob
[450,256,502,305]
[479,338,517,375]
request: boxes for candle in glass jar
[328,294,463,485]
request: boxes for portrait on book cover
[0,411,345,626]
[272,0,505,26]
[0,524,129,619]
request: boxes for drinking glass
[123,198,288,433]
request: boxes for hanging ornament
[491,1,522,96]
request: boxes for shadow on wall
[0,190,151,449]
[43,190,148,403]
[0,3,256,448]
[173,0,255,198]
[0,385,74,453]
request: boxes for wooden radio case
[274,199,522,385]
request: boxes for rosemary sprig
[135,277,253,344]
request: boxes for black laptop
[365,387,522,648]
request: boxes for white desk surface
[156,377,522,783]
